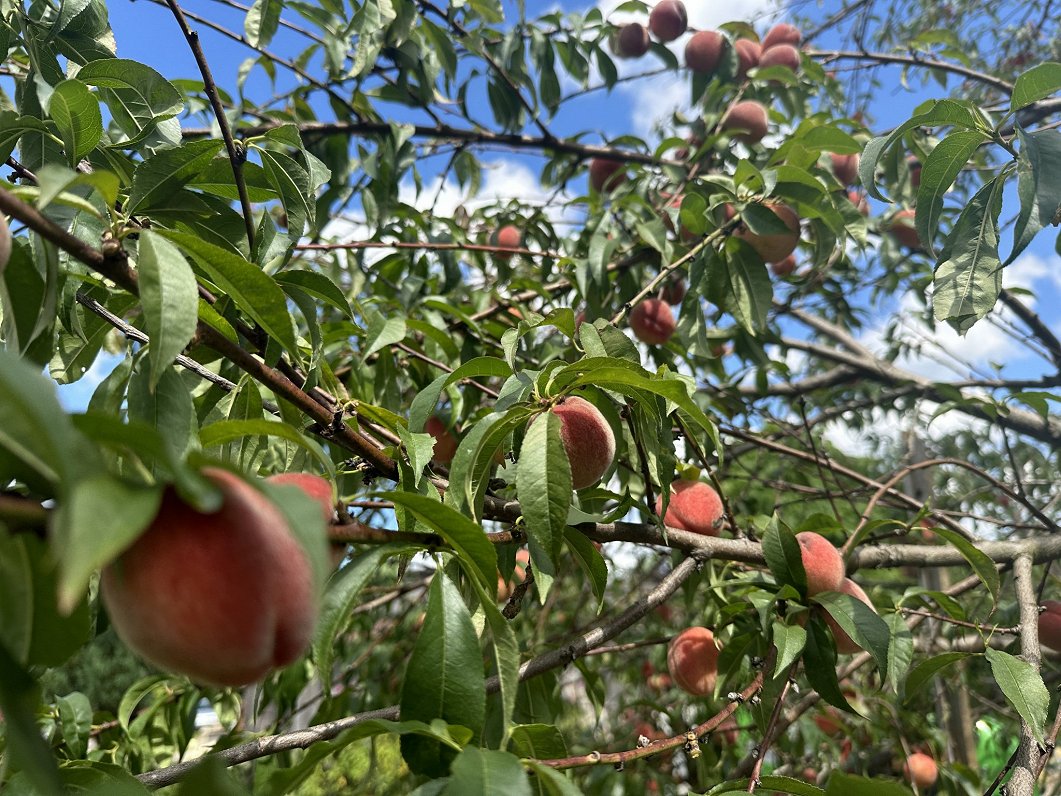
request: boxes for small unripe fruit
[759,43,801,72]
[720,100,769,144]
[426,415,459,465]
[630,298,676,345]
[1039,601,1061,651]
[649,0,687,42]
[847,190,870,216]
[795,531,845,596]
[733,202,800,263]
[734,38,761,78]
[761,23,802,49]
[589,158,626,193]
[667,626,720,696]
[266,473,334,524]
[101,468,318,687]
[655,480,724,535]
[614,23,651,59]
[0,214,10,275]
[830,152,860,186]
[824,578,876,653]
[546,396,616,489]
[770,253,797,277]
[903,753,939,789]
[491,224,522,261]
[886,209,921,250]
[685,30,725,75]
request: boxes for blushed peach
[795,531,845,596]
[655,480,724,535]
[667,626,720,696]
[630,298,677,345]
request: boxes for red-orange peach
[720,100,769,144]
[904,752,939,789]
[655,480,724,535]
[685,30,725,75]
[795,531,845,596]
[824,578,877,653]
[847,190,870,215]
[426,415,459,465]
[497,548,531,601]
[589,158,626,193]
[491,224,522,261]
[101,468,318,687]
[733,203,800,263]
[886,209,921,250]
[667,626,720,696]
[770,254,797,277]
[830,152,860,186]
[649,0,687,42]
[1039,601,1061,651]
[734,38,761,78]
[614,23,650,58]
[266,473,334,523]
[630,298,676,345]
[759,43,801,72]
[547,396,616,489]
[761,23,802,49]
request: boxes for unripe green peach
[101,468,318,687]
[266,473,334,523]
[720,100,769,144]
[903,752,938,789]
[655,480,723,535]
[614,23,651,58]
[546,396,616,489]
[667,626,720,696]
[1039,600,1061,651]
[761,23,802,49]
[824,578,877,653]
[795,531,845,596]
[629,298,676,345]
[589,158,626,193]
[685,30,725,75]
[425,415,459,465]
[649,0,687,42]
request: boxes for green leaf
[126,140,225,215]
[75,58,184,147]
[159,230,299,356]
[933,175,1005,334]
[508,724,568,759]
[985,647,1048,744]
[275,269,353,318]
[803,619,855,713]
[1009,127,1061,265]
[0,535,33,662]
[199,418,336,480]
[915,130,988,256]
[362,310,408,359]
[564,529,607,613]
[886,613,915,696]
[383,491,498,595]
[52,475,163,614]
[444,747,532,796]
[1011,62,1061,111]
[904,651,972,702]
[245,0,283,47]
[716,242,772,333]
[0,642,62,794]
[825,771,912,796]
[762,516,807,596]
[400,573,487,777]
[707,775,825,795]
[48,79,102,166]
[517,413,572,567]
[137,231,199,389]
[772,620,807,674]
[926,525,1000,606]
[523,763,583,796]
[815,591,890,673]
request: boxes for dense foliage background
[2,0,1061,793]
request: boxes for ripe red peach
[795,531,845,596]
[685,30,725,75]
[589,158,626,193]
[266,473,334,523]
[847,190,870,215]
[614,23,651,59]
[732,202,800,263]
[761,23,802,49]
[720,100,769,144]
[101,468,318,687]
[904,752,939,789]
[630,298,677,345]
[770,254,797,277]
[491,224,522,261]
[546,396,616,489]
[667,626,720,696]
[1039,601,1061,651]
[886,209,921,250]
[661,274,687,304]
[734,39,761,78]
[649,0,687,42]
[830,152,860,186]
[824,578,877,653]
[655,480,724,535]
[759,43,801,72]
[426,415,459,465]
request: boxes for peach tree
[1,0,1061,794]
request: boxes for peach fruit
[101,468,318,687]
[762,23,802,49]
[649,0,687,42]
[733,202,800,263]
[491,224,522,260]
[661,274,687,304]
[908,155,923,188]
[426,415,459,465]
[734,38,761,78]
[547,396,616,489]
[589,157,626,193]
[614,23,650,59]
[630,298,676,345]
[824,578,877,653]
[655,480,724,535]
[667,626,720,696]
[720,100,769,144]
[685,30,725,75]
[795,531,845,596]
[903,752,939,789]
[770,254,797,277]
[266,473,334,523]
[1038,601,1061,651]
[759,43,801,72]
[497,548,531,601]
[847,190,869,215]
[886,209,921,250]
[830,152,860,186]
